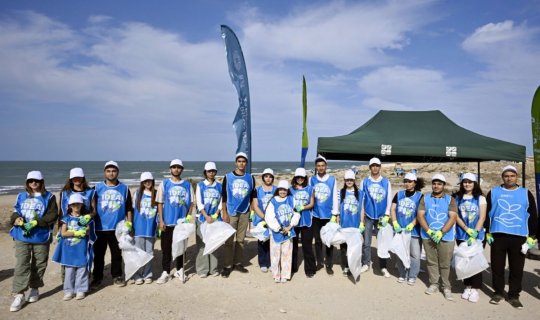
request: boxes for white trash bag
[342,228,363,281]
[248,222,269,242]
[200,221,236,255]
[377,224,393,259]
[172,218,196,260]
[390,232,411,269]
[115,221,153,280]
[453,241,488,280]
[321,222,345,247]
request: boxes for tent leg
[477,162,480,182]
[522,161,526,187]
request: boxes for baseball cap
[26,171,43,181]
[68,193,84,205]
[104,161,119,170]
[69,167,84,179]
[170,159,184,168]
[501,165,517,175]
[294,168,307,177]
[369,157,381,166]
[262,168,274,177]
[431,173,446,183]
[140,172,154,181]
[404,172,417,181]
[344,170,355,180]
[461,172,477,182]
[277,180,289,190]
[235,152,248,161]
[204,162,217,171]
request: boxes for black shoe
[114,277,126,287]
[316,264,324,271]
[306,273,315,278]
[90,279,102,289]
[508,298,523,309]
[234,264,249,273]
[489,294,503,305]
[326,266,334,275]
[221,267,232,278]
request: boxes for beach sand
[0,161,539,319]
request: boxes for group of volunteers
[8,153,539,312]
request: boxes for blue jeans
[64,266,89,294]
[257,240,271,268]
[395,236,422,280]
[361,216,388,268]
[134,237,154,280]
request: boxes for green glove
[486,233,494,245]
[526,237,537,249]
[405,222,415,233]
[73,229,86,238]
[466,228,478,239]
[426,229,434,237]
[14,219,24,227]
[249,210,255,221]
[431,230,443,244]
[467,237,476,246]
[23,220,38,232]
[393,221,402,233]
[211,213,219,221]
[295,205,304,212]
[379,216,389,228]
[185,215,192,223]
[157,229,162,239]
[125,221,133,232]
[56,231,62,241]
[79,214,91,226]
[330,215,337,223]
[359,222,365,233]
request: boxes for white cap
[104,160,119,170]
[69,167,84,179]
[235,152,248,161]
[501,165,517,174]
[344,170,356,180]
[204,162,217,171]
[294,168,307,177]
[369,157,381,166]
[26,171,43,181]
[170,159,184,167]
[315,154,327,163]
[404,172,417,181]
[68,193,84,205]
[461,172,477,182]
[140,172,154,181]
[277,180,289,189]
[432,173,446,183]
[262,168,274,177]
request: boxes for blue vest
[10,192,54,244]
[396,190,423,238]
[52,215,92,268]
[310,175,335,219]
[290,186,313,227]
[489,186,529,237]
[363,178,389,219]
[456,196,485,241]
[197,181,223,223]
[340,190,363,228]
[225,172,254,215]
[253,185,276,225]
[270,196,296,244]
[162,179,192,226]
[95,182,129,231]
[60,188,95,218]
[421,194,455,241]
[133,191,158,238]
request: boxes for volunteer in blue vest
[454,172,486,303]
[220,152,256,278]
[156,159,194,284]
[92,161,132,288]
[390,172,424,285]
[195,162,222,278]
[360,157,392,277]
[9,171,58,312]
[309,155,339,275]
[485,165,538,309]
[339,170,364,276]
[417,173,457,301]
[251,168,276,273]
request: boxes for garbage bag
[453,241,488,280]
[115,221,153,280]
[200,221,236,255]
[172,219,196,260]
[342,228,363,281]
[248,222,269,242]
[321,222,346,247]
[390,232,411,269]
[377,224,393,259]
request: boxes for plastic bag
[172,219,196,259]
[377,224,393,258]
[341,228,363,281]
[248,222,269,242]
[453,241,488,280]
[115,221,153,280]
[321,222,346,247]
[200,221,236,255]
[390,232,411,269]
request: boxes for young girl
[339,170,364,276]
[195,162,222,277]
[289,168,316,277]
[54,193,93,301]
[454,172,486,303]
[133,172,158,284]
[251,168,276,273]
[264,180,300,283]
[9,171,58,312]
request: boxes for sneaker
[210,271,220,277]
[381,268,391,278]
[360,264,370,273]
[156,271,170,284]
[63,293,74,301]
[114,277,126,287]
[134,279,144,285]
[174,268,185,282]
[489,294,503,305]
[221,267,232,278]
[234,264,249,273]
[306,273,315,278]
[75,292,85,300]
[326,266,334,275]
[443,289,454,301]
[461,287,472,300]
[468,289,480,303]
[397,277,405,283]
[199,273,208,278]
[407,278,416,286]
[425,285,439,295]
[274,278,280,283]
[127,279,135,285]
[144,278,153,284]
[280,278,288,283]
[316,264,324,271]
[342,268,349,276]
[508,298,523,309]
[260,266,269,273]
[27,288,39,303]
[10,293,25,312]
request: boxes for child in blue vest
[265,180,300,283]
[339,170,364,276]
[133,172,158,284]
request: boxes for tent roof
[317,110,525,162]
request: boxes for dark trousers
[93,231,123,280]
[456,240,483,288]
[257,240,270,268]
[161,226,183,273]
[491,234,526,298]
[340,243,348,269]
[292,226,316,274]
[312,217,334,268]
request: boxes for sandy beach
[1,161,539,319]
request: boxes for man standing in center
[221,152,256,278]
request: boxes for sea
[0,161,364,195]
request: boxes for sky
[1,0,539,161]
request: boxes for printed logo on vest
[368,184,386,203]
[398,197,417,218]
[343,194,359,215]
[314,183,330,203]
[100,189,124,213]
[203,188,221,209]
[293,190,309,206]
[493,199,522,228]
[231,179,249,199]
[459,200,478,224]
[20,198,45,221]
[168,186,188,207]
[277,203,294,224]
[428,208,447,230]
[139,197,157,218]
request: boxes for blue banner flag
[300,76,309,168]
[221,25,252,173]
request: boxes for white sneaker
[27,288,39,303]
[127,279,135,285]
[360,264,370,273]
[144,278,153,284]
[174,268,185,282]
[75,292,85,300]
[260,266,268,273]
[425,285,439,295]
[468,289,480,303]
[134,279,144,285]
[274,278,280,283]
[10,294,25,312]
[156,271,170,284]
[63,293,74,301]
[461,287,472,300]
[397,277,406,283]
[443,289,454,301]
[407,278,416,286]
[280,278,288,283]
[381,268,391,278]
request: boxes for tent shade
[317,110,525,163]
